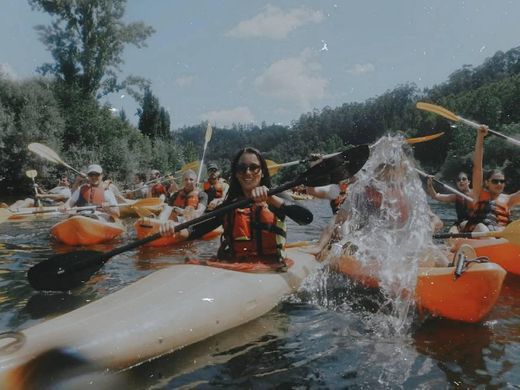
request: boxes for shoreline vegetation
[1,2,519,197]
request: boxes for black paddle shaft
[27,144,369,291]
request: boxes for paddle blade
[28,143,64,164]
[266,160,281,176]
[299,144,370,187]
[405,132,444,145]
[204,123,213,144]
[27,250,106,291]
[416,102,460,122]
[25,170,38,179]
[176,160,200,174]
[497,220,520,245]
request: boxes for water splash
[320,135,443,334]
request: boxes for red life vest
[151,183,166,197]
[220,203,286,263]
[330,182,349,214]
[171,189,200,209]
[203,180,224,201]
[470,190,510,227]
[77,184,105,206]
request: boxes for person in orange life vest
[203,163,229,211]
[427,171,474,230]
[464,126,520,233]
[159,147,313,265]
[158,169,207,222]
[60,164,119,218]
[147,169,167,198]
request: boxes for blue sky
[1,1,520,129]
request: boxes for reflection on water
[0,197,518,388]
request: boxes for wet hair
[182,169,197,179]
[456,172,469,180]
[484,169,504,181]
[225,147,271,201]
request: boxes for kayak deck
[51,215,124,246]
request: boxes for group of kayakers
[427,126,520,234]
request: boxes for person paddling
[463,126,520,233]
[427,172,474,230]
[203,163,229,211]
[158,169,207,222]
[60,164,119,219]
[160,147,313,267]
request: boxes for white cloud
[347,63,375,75]
[201,106,255,127]
[175,75,195,87]
[226,5,324,40]
[254,49,328,110]
[0,63,18,80]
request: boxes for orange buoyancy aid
[203,180,224,202]
[220,203,286,263]
[77,184,105,206]
[470,190,510,227]
[150,183,166,197]
[171,189,200,209]
[330,182,349,214]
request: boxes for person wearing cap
[61,164,119,218]
[203,162,229,211]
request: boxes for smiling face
[235,152,262,195]
[87,172,102,186]
[182,171,197,192]
[486,172,506,196]
[455,174,470,191]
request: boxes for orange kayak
[118,199,163,218]
[450,238,520,276]
[332,248,506,323]
[51,215,125,246]
[134,217,224,247]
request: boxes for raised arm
[471,126,488,201]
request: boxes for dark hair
[484,169,504,181]
[457,171,469,179]
[225,147,271,202]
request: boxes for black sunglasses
[490,178,505,184]
[236,163,261,174]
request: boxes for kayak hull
[452,238,520,276]
[51,215,124,246]
[334,255,506,323]
[134,217,223,246]
[0,248,318,382]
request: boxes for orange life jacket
[203,180,224,202]
[220,203,286,263]
[77,184,105,206]
[469,190,510,227]
[454,193,474,225]
[171,189,200,209]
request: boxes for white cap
[87,164,103,174]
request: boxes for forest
[1,0,520,195]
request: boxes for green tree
[138,87,170,139]
[29,0,155,98]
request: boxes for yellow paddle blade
[133,207,156,218]
[131,197,163,208]
[25,170,38,178]
[204,123,213,144]
[416,102,460,122]
[405,132,445,145]
[28,143,64,164]
[488,220,520,245]
[176,160,200,174]
[266,160,281,176]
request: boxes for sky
[1,0,520,129]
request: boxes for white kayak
[0,248,318,383]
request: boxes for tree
[29,0,155,98]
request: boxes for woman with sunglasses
[426,172,473,230]
[464,126,520,232]
[160,147,313,266]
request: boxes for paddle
[434,220,520,245]
[27,144,370,291]
[28,143,86,177]
[416,102,520,147]
[25,170,41,208]
[415,168,474,202]
[267,132,444,176]
[196,122,213,184]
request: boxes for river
[0,199,518,388]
